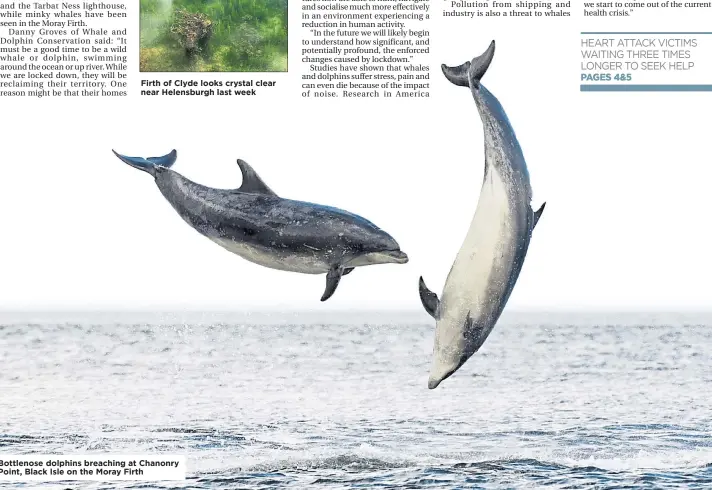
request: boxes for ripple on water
[2,313,712,489]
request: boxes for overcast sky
[1,12,711,311]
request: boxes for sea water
[1,311,711,489]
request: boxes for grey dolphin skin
[419,41,545,389]
[112,150,408,301]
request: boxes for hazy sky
[1,11,710,311]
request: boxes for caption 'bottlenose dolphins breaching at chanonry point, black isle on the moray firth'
[418,41,546,389]
[112,149,409,302]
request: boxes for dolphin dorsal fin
[235,159,277,196]
[419,276,441,320]
[533,202,546,229]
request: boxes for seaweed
[139,0,288,72]
[170,9,213,55]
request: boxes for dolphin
[419,41,545,389]
[112,150,409,301]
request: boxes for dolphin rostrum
[112,150,409,301]
[419,41,545,389]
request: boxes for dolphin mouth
[343,249,409,268]
[428,355,467,389]
[385,250,409,264]
[428,367,455,390]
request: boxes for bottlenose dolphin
[419,41,545,389]
[112,150,408,301]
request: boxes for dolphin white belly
[208,238,409,274]
[440,168,515,325]
[209,237,331,274]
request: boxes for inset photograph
[139,0,287,72]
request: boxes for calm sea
[1,311,711,489]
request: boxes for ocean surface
[1,311,712,489]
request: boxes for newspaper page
[2,0,712,487]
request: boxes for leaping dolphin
[112,150,409,301]
[419,41,545,389]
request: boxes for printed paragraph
[301,0,431,99]
[0,1,128,97]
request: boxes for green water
[140,0,287,72]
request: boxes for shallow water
[1,311,712,489]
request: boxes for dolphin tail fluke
[441,40,495,89]
[112,149,177,177]
[441,61,472,87]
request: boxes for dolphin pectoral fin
[419,276,441,320]
[343,267,355,276]
[533,202,546,229]
[321,266,344,302]
[235,159,278,196]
